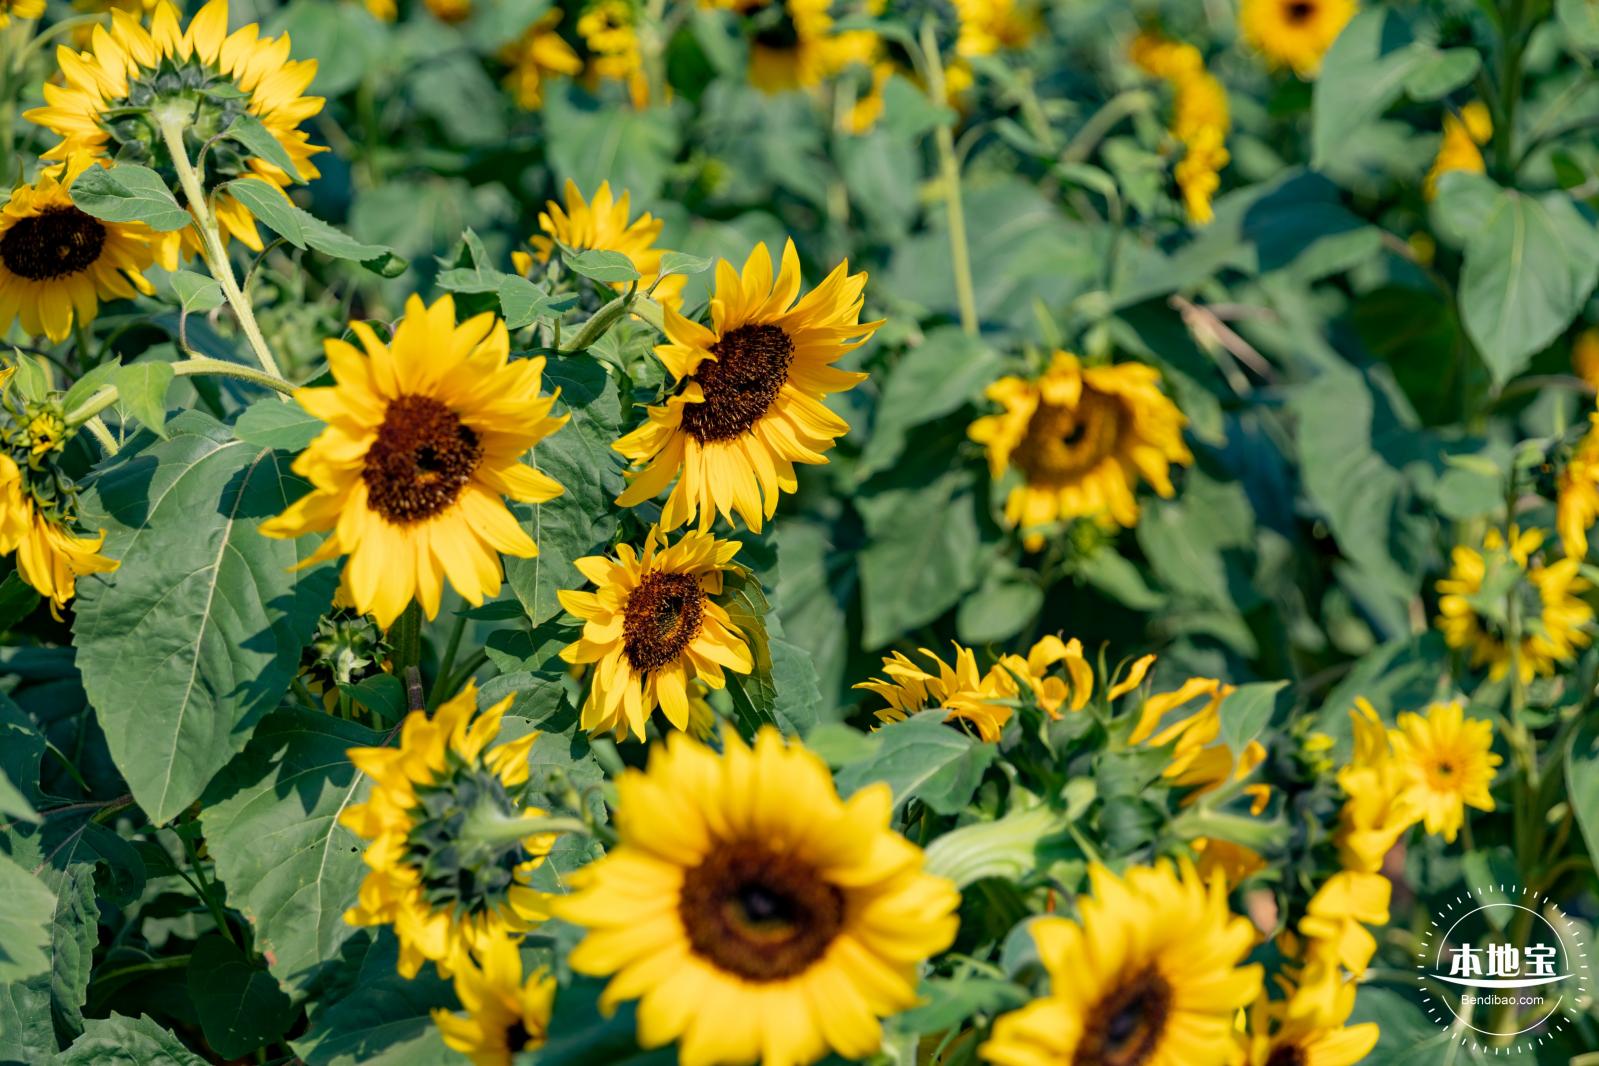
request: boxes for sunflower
[260,295,567,628]
[857,643,1019,741]
[1241,976,1379,1066]
[1559,412,1599,559]
[340,680,556,979]
[26,0,325,270]
[980,860,1262,1066]
[1388,700,1499,844]
[1423,101,1491,200]
[499,12,583,109]
[745,0,879,93]
[555,728,961,1066]
[1574,328,1599,390]
[1296,870,1390,978]
[1129,33,1231,224]
[614,239,879,532]
[512,180,686,310]
[1435,525,1593,684]
[1333,700,1422,875]
[995,635,1094,717]
[577,0,650,106]
[557,525,754,742]
[1239,0,1357,77]
[0,0,44,26]
[1130,677,1270,811]
[970,352,1192,550]
[0,452,118,616]
[432,936,557,1066]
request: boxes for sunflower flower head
[0,154,157,343]
[1130,676,1270,811]
[26,0,326,270]
[1333,699,1423,874]
[1435,525,1593,684]
[0,0,44,27]
[261,294,567,628]
[981,858,1262,1066]
[431,935,557,1066]
[1424,101,1492,200]
[513,180,686,310]
[555,728,961,1066]
[578,0,651,106]
[340,680,555,979]
[1239,0,1357,77]
[1388,699,1500,843]
[499,12,583,109]
[1241,958,1379,1066]
[744,0,880,93]
[1130,32,1231,224]
[1559,411,1599,559]
[994,634,1097,717]
[954,0,1037,60]
[614,238,880,532]
[558,525,754,742]
[857,642,1020,742]
[972,351,1191,550]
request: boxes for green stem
[918,19,979,338]
[1491,0,1530,179]
[83,416,118,456]
[171,356,296,395]
[431,610,469,705]
[461,810,592,850]
[562,284,638,354]
[1059,89,1154,165]
[389,599,423,683]
[154,107,287,391]
[64,386,118,426]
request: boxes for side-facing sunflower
[432,936,557,1066]
[1239,0,1357,77]
[340,680,556,979]
[1424,101,1492,200]
[1388,700,1499,844]
[559,525,753,742]
[0,451,118,616]
[27,0,325,269]
[1435,525,1593,683]
[742,0,879,93]
[499,12,583,110]
[970,351,1192,550]
[981,859,1261,1066]
[1559,411,1599,559]
[614,239,880,532]
[261,295,567,627]
[512,180,686,310]
[556,728,961,1066]
[0,155,157,342]
[0,0,44,27]
[1130,677,1270,810]
[577,0,650,106]
[856,643,1019,741]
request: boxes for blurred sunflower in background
[431,936,556,1066]
[578,0,650,106]
[1239,0,1356,77]
[1241,973,1378,1066]
[1559,411,1599,558]
[26,0,325,269]
[739,0,879,93]
[858,642,1019,740]
[261,295,567,627]
[615,239,880,532]
[556,729,960,1066]
[499,12,583,109]
[1129,32,1231,224]
[558,525,753,742]
[969,351,1192,550]
[1424,101,1492,199]
[1388,700,1500,843]
[513,180,686,309]
[0,154,156,342]
[0,0,43,26]
[981,860,1261,1066]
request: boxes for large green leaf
[1566,714,1599,872]
[832,714,996,815]
[293,932,456,1066]
[187,934,296,1058]
[200,708,378,999]
[543,86,681,202]
[69,165,191,232]
[0,853,54,984]
[73,414,338,824]
[1311,9,1430,167]
[225,178,408,277]
[39,863,98,1042]
[58,1014,208,1065]
[856,327,1000,480]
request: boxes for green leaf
[188,934,296,1057]
[718,568,823,738]
[293,931,455,1066]
[1311,9,1430,168]
[497,276,567,330]
[59,1013,208,1065]
[225,178,408,276]
[0,766,35,823]
[1456,187,1599,385]
[833,713,995,815]
[69,165,191,232]
[1558,0,1599,52]
[233,397,323,451]
[921,804,1064,887]
[1401,48,1481,100]
[0,852,54,984]
[170,270,224,314]
[544,85,680,202]
[856,327,1000,480]
[506,357,624,626]
[0,980,53,1064]
[39,863,99,1041]
[111,361,174,437]
[1219,681,1287,755]
[201,708,379,998]
[1566,714,1599,872]
[655,250,713,279]
[562,247,641,284]
[222,114,304,183]
[73,414,338,823]
[0,571,38,631]
[535,975,676,1066]
[956,565,1043,645]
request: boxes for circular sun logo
[1415,883,1590,1053]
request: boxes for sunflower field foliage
[6,0,1599,1062]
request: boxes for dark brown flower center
[505,1019,534,1053]
[361,395,482,524]
[622,570,705,674]
[1013,392,1123,487]
[1284,0,1316,23]
[678,844,845,981]
[0,206,107,281]
[680,323,794,443]
[1265,1045,1308,1066]
[1073,967,1172,1066]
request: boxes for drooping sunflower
[556,728,961,1066]
[26,0,325,270]
[980,860,1262,1066]
[0,155,157,343]
[340,680,556,979]
[512,180,686,310]
[1423,101,1492,200]
[1239,0,1357,77]
[1129,32,1231,224]
[1435,525,1593,684]
[0,0,44,27]
[1297,870,1391,978]
[499,12,583,109]
[1388,700,1499,844]
[557,525,754,742]
[0,451,118,616]
[1130,677,1270,811]
[1559,411,1599,559]
[857,643,1020,741]
[261,295,567,628]
[614,239,880,532]
[431,936,557,1066]
[970,351,1192,550]
[995,635,1095,717]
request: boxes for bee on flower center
[621,570,707,673]
[0,206,107,281]
[680,322,796,443]
[361,395,484,524]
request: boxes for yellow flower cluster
[1130,676,1271,813]
[1424,101,1492,200]
[1240,0,1356,78]
[1129,32,1231,224]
